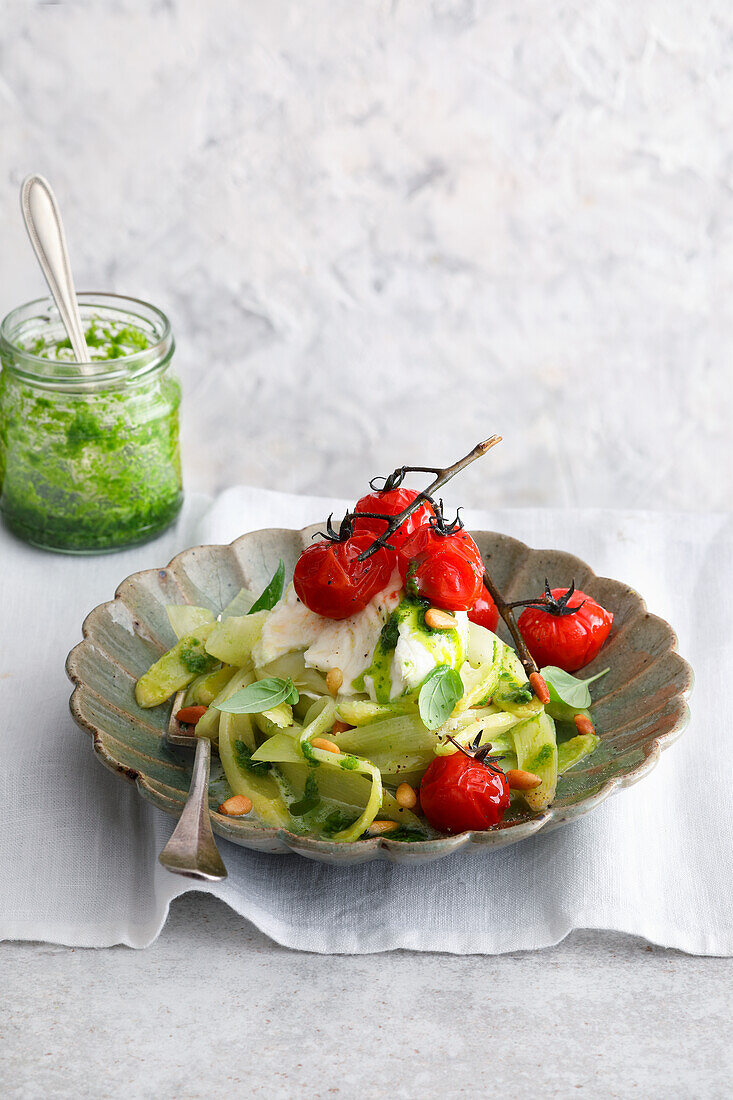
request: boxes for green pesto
[380,825,429,843]
[233,739,271,777]
[179,644,218,676]
[496,671,534,705]
[21,320,150,361]
[0,320,182,552]
[301,740,320,767]
[289,773,320,817]
[339,754,359,770]
[528,743,555,771]
[362,596,466,704]
[321,809,360,836]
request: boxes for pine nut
[176,705,208,725]
[395,782,417,809]
[424,607,456,630]
[506,769,543,790]
[326,668,343,695]
[311,737,341,754]
[574,713,596,736]
[366,820,399,836]
[332,719,353,735]
[528,672,551,705]
[218,795,253,816]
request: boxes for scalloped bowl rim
[66,526,694,863]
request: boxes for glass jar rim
[0,291,173,387]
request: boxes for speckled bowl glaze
[66,527,693,865]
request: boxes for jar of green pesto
[0,293,183,553]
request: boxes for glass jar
[0,292,183,553]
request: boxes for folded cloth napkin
[1,487,731,954]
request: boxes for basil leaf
[248,560,285,614]
[216,676,299,714]
[541,666,609,710]
[418,665,464,731]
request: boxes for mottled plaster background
[1,0,731,511]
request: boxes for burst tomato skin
[420,753,510,834]
[517,588,613,672]
[352,488,434,552]
[396,525,485,611]
[293,535,394,620]
[468,587,499,632]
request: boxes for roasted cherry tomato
[352,487,434,552]
[293,534,394,620]
[419,752,510,834]
[468,587,499,633]
[396,525,485,611]
[517,587,613,672]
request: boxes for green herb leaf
[248,560,285,614]
[418,665,464,730]
[289,773,320,817]
[541,666,609,710]
[216,676,299,714]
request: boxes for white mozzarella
[253,572,402,694]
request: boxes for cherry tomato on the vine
[419,752,510,834]
[293,534,394,620]
[517,588,613,672]
[396,525,485,611]
[468,587,499,633]
[352,487,434,552]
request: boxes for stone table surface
[2,893,731,1099]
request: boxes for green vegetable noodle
[135,624,216,708]
[132,527,611,841]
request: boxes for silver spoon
[158,691,227,881]
[20,174,91,369]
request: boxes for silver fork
[158,691,227,881]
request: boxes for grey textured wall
[2,0,730,510]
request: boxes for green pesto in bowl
[0,293,183,554]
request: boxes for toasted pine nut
[176,705,208,725]
[528,672,551,705]
[506,769,543,790]
[332,719,353,735]
[218,794,253,816]
[311,737,341,754]
[326,668,343,695]
[424,607,456,630]
[395,782,418,809]
[574,713,596,736]
[366,820,399,836]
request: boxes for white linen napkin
[1,487,731,954]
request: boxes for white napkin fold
[1,487,731,954]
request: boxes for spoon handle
[20,175,90,365]
[158,736,228,881]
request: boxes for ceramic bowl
[66,527,693,865]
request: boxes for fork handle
[158,737,227,881]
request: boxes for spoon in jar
[20,174,91,370]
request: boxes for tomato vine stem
[357,436,502,561]
[481,572,550,703]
